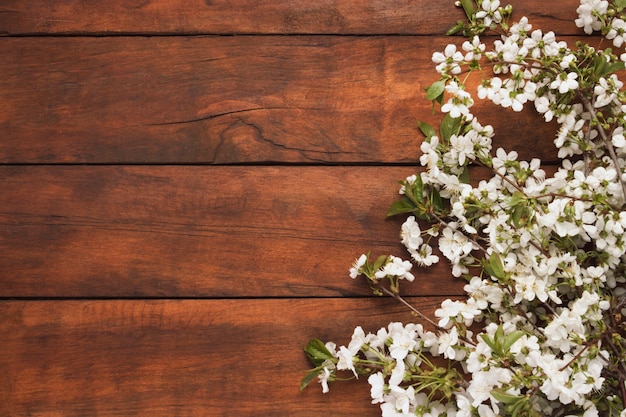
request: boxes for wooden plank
[0,297,445,417]
[0,35,570,164]
[0,0,581,35]
[0,165,469,298]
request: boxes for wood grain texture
[0,0,581,35]
[0,35,568,164]
[0,1,603,416]
[0,165,466,298]
[0,298,444,417]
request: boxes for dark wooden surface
[0,1,588,416]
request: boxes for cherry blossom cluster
[302,1,626,416]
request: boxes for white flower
[513,273,551,303]
[318,364,333,393]
[510,16,532,35]
[550,72,579,94]
[401,216,422,250]
[543,308,586,352]
[477,76,502,101]
[441,82,474,119]
[571,290,608,318]
[464,276,504,309]
[388,324,417,360]
[606,17,626,47]
[368,372,385,404]
[575,0,608,34]
[462,36,486,61]
[523,29,557,58]
[375,256,415,282]
[560,53,577,69]
[450,133,475,165]
[594,75,623,108]
[408,243,439,267]
[438,225,475,263]
[536,198,582,237]
[498,83,532,112]
[455,393,473,417]
[439,173,472,197]
[477,404,499,417]
[612,127,626,149]
[432,44,465,75]
[387,384,416,416]
[349,254,367,279]
[336,345,357,376]
[492,147,518,173]
[435,299,481,329]
[420,136,441,177]
[466,336,492,373]
[534,95,555,121]
[348,326,370,353]
[476,0,502,27]
[432,44,463,65]
[510,334,540,365]
[437,326,461,359]
[467,368,513,406]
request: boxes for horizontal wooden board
[0,165,472,298]
[0,297,446,417]
[0,0,581,35]
[0,35,580,164]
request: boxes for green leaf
[506,191,526,207]
[593,54,605,75]
[404,174,424,206]
[487,252,505,280]
[418,120,438,140]
[603,60,625,76]
[300,370,320,391]
[511,204,527,228]
[480,326,524,359]
[446,21,467,36]
[491,389,522,405]
[510,399,528,417]
[502,330,526,354]
[459,165,471,184]
[594,53,626,78]
[494,324,505,349]
[460,0,475,19]
[412,173,424,200]
[440,114,462,142]
[373,255,389,271]
[615,0,626,11]
[479,333,498,353]
[430,187,444,213]
[426,80,446,102]
[482,261,495,278]
[386,199,416,217]
[304,338,334,366]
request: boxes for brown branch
[580,96,626,201]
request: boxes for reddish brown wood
[0,165,469,298]
[0,35,571,164]
[0,298,445,417]
[0,2,605,416]
[0,0,581,35]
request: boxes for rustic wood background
[0,1,595,416]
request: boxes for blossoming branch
[302,1,626,416]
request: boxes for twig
[580,96,626,201]
[378,286,442,330]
